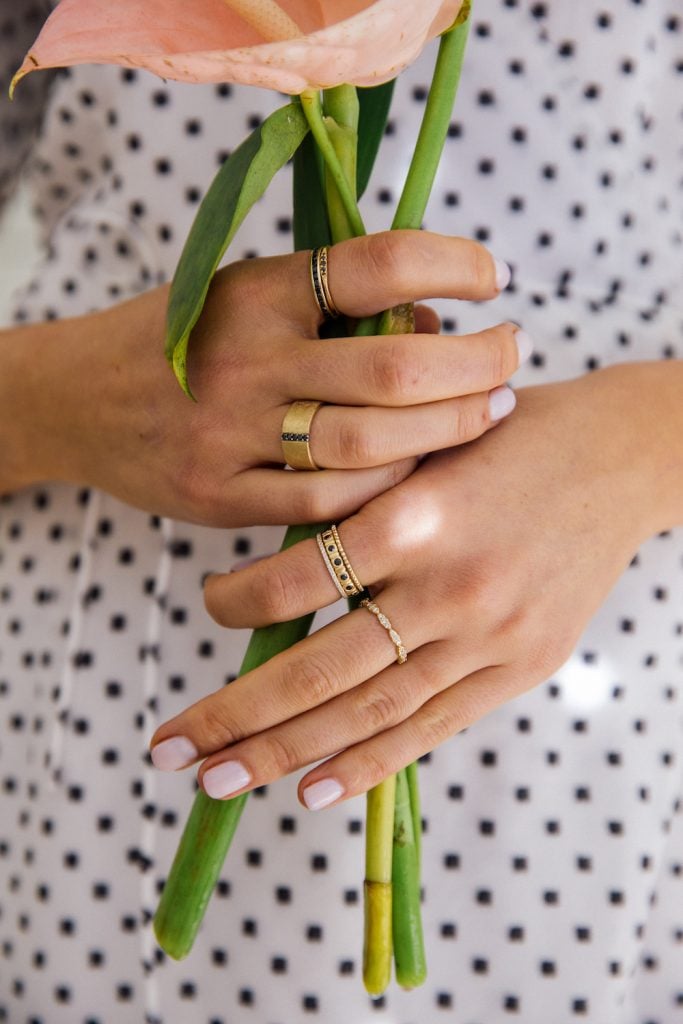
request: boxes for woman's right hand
[0,230,527,527]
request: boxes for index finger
[265,230,510,328]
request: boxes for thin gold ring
[310,246,340,320]
[360,598,408,664]
[281,400,323,471]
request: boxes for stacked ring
[316,525,364,598]
[360,598,408,664]
[281,400,323,470]
[310,246,340,320]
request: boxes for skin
[149,359,683,808]
[0,230,517,525]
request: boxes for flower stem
[392,766,426,989]
[391,12,472,232]
[405,758,422,869]
[363,774,396,995]
[322,85,360,244]
[384,5,472,986]
[300,90,366,239]
[153,522,320,960]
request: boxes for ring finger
[205,505,397,630]
[194,640,480,802]
[150,588,437,770]
[255,385,515,469]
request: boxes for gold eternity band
[360,598,408,664]
[281,400,324,471]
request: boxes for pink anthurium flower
[12,0,463,95]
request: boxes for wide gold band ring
[310,246,340,320]
[281,400,324,471]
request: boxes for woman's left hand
[150,361,683,808]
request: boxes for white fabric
[1,2,682,1022]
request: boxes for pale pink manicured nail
[514,329,533,364]
[202,760,252,799]
[302,778,345,811]
[493,257,511,291]
[150,735,198,771]
[489,385,517,421]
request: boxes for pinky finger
[298,663,523,810]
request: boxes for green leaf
[356,80,395,199]
[293,130,331,252]
[165,102,309,397]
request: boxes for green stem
[153,522,320,960]
[322,85,360,244]
[405,759,422,870]
[392,767,426,989]
[363,774,396,995]
[392,13,472,232]
[300,89,366,238]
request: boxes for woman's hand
[0,230,522,525]
[149,361,683,802]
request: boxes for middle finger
[149,590,435,770]
[278,322,527,407]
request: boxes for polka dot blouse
[0,2,682,1022]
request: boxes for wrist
[0,307,116,492]
[597,360,683,536]
[0,321,58,492]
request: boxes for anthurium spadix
[11,0,462,95]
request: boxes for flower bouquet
[14,0,473,995]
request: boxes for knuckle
[220,259,259,309]
[260,733,297,778]
[353,747,392,791]
[251,567,290,623]
[524,626,576,679]
[280,652,340,710]
[358,688,402,733]
[335,418,377,468]
[365,231,414,295]
[194,699,240,751]
[204,575,228,626]
[370,341,421,403]
[173,452,229,527]
[451,399,488,444]
[417,702,454,748]
[482,329,510,384]
[468,241,495,294]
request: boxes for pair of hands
[4,225,669,808]
[146,233,677,810]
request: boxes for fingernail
[202,760,252,799]
[230,553,273,573]
[302,777,345,811]
[150,735,198,771]
[493,257,511,291]
[514,329,533,364]
[489,385,516,421]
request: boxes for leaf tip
[171,342,196,402]
[9,54,39,98]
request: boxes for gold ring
[360,598,407,664]
[310,246,340,320]
[317,525,364,598]
[281,400,323,471]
